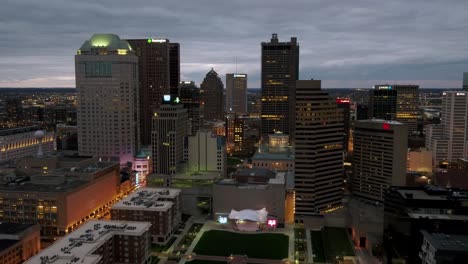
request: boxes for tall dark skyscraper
[261,34,299,139]
[369,84,419,134]
[127,38,180,146]
[200,68,224,121]
[226,73,247,113]
[336,98,351,153]
[294,80,344,217]
[178,81,201,135]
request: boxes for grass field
[310,231,326,263]
[193,230,288,259]
[318,227,354,262]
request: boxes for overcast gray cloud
[1,0,467,88]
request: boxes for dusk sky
[1,0,468,88]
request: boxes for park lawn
[188,260,226,264]
[193,230,288,259]
[310,231,326,263]
[321,227,355,261]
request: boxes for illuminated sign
[173,97,180,103]
[376,85,392,90]
[163,95,171,102]
[147,38,167,43]
[267,219,277,227]
[336,98,350,104]
[181,81,192,84]
[218,216,228,224]
[382,123,390,130]
[457,92,466,96]
[234,74,246,78]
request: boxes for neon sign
[382,123,390,130]
[234,74,246,78]
[163,95,171,102]
[147,38,167,43]
[218,216,228,224]
[267,219,277,227]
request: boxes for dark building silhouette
[336,98,351,152]
[178,81,201,135]
[127,38,180,146]
[200,69,224,121]
[261,34,299,140]
[226,73,247,113]
[356,104,368,120]
[294,80,344,218]
[368,86,397,120]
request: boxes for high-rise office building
[200,69,224,121]
[369,84,419,134]
[178,81,201,135]
[225,112,244,154]
[463,72,468,90]
[187,130,226,173]
[152,97,188,180]
[426,91,468,163]
[226,73,247,113]
[76,34,139,165]
[261,34,299,139]
[294,80,344,217]
[127,38,180,146]
[336,98,351,153]
[352,120,408,202]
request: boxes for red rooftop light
[382,123,390,130]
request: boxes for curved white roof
[228,208,268,223]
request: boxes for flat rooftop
[422,230,468,252]
[0,178,89,193]
[25,220,151,264]
[397,189,448,201]
[0,222,36,235]
[0,239,19,252]
[112,188,180,212]
[0,126,39,137]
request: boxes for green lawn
[321,227,355,261]
[188,260,226,264]
[193,230,288,259]
[310,231,326,263]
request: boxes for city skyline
[1,0,468,88]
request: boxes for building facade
[0,223,40,264]
[225,112,244,154]
[352,120,408,202]
[294,80,344,217]
[252,132,294,174]
[0,126,54,162]
[187,130,226,174]
[25,220,151,264]
[463,72,468,90]
[178,81,201,135]
[226,73,247,113]
[261,34,299,139]
[152,102,188,178]
[111,188,181,244]
[200,69,224,121]
[426,91,468,163]
[76,34,139,165]
[127,38,180,146]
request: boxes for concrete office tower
[178,81,201,135]
[76,34,139,165]
[294,80,344,217]
[187,130,226,173]
[464,72,468,90]
[200,69,224,121]
[226,73,247,113]
[369,85,419,134]
[152,101,188,179]
[426,91,468,163]
[261,34,299,139]
[127,38,180,145]
[352,120,408,202]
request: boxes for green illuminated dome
[78,33,133,54]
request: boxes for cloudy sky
[1,0,468,88]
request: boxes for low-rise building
[25,220,151,264]
[0,126,54,162]
[420,230,468,264]
[252,132,294,173]
[111,188,181,244]
[0,223,40,264]
[213,168,286,225]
